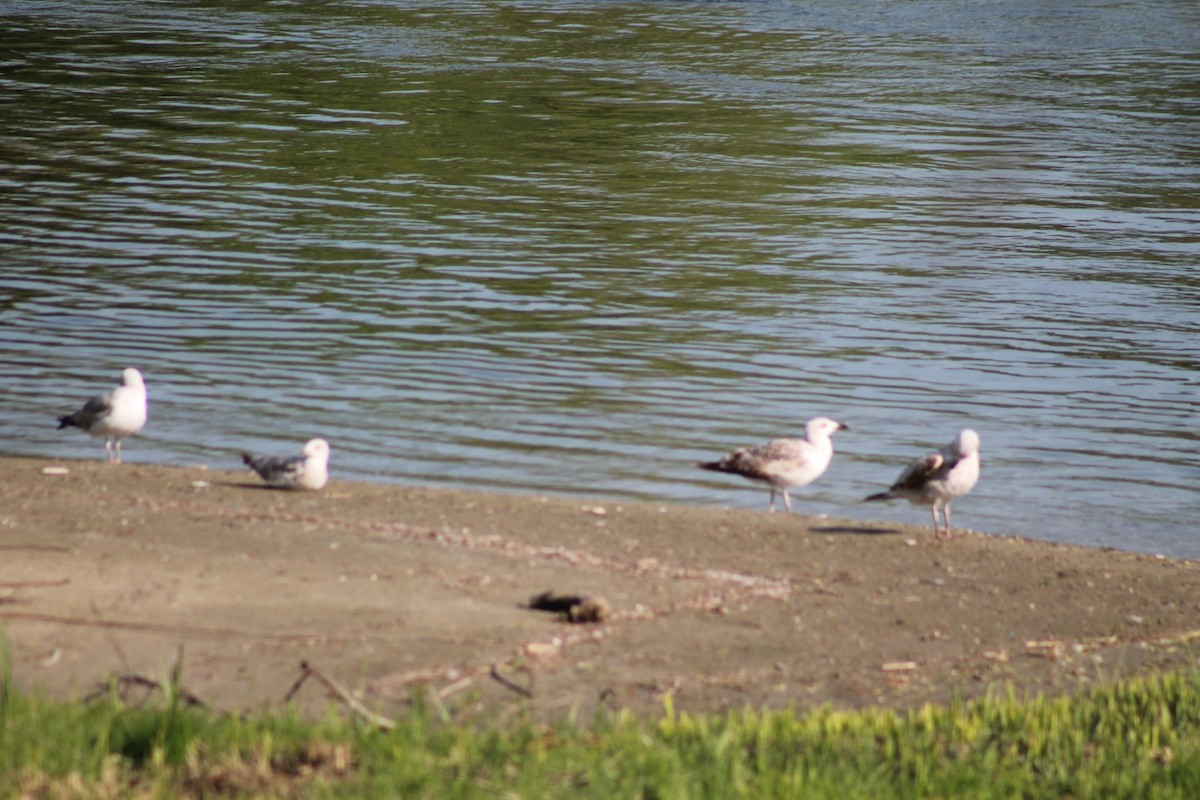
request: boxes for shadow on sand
[811,525,903,536]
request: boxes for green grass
[4,664,1200,798]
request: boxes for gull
[56,368,148,464]
[700,417,848,513]
[242,438,331,490]
[865,428,980,539]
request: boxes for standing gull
[56,368,148,464]
[700,417,848,513]
[242,438,331,490]
[865,428,980,539]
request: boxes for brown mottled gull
[866,428,980,538]
[700,416,848,513]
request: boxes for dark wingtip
[864,492,888,502]
[56,416,74,430]
[698,461,724,472]
[240,452,255,466]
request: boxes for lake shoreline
[2,454,1198,718]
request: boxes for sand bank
[2,456,1197,718]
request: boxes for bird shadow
[810,524,904,537]
[208,479,292,492]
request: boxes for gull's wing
[888,452,946,492]
[713,439,809,480]
[242,452,306,484]
[58,391,114,430]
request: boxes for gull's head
[806,417,848,441]
[303,438,331,461]
[121,368,145,389]
[954,429,980,456]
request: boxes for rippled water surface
[2,1,1198,556]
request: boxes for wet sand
[2,455,1198,719]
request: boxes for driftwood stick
[91,601,131,674]
[281,669,312,705]
[297,661,396,731]
[82,672,210,710]
[438,675,476,700]
[426,685,453,724]
[490,663,534,698]
[82,675,138,705]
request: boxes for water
[2,0,1197,557]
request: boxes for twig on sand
[82,672,211,711]
[490,663,534,698]
[287,661,396,731]
[598,687,619,708]
[438,674,476,699]
[92,601,131,673]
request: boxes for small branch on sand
[92,601,131,673]
[281,668,311,706]
[82,672,211,711]
[437,674,476,700]
[490,663,534,698]
[287,661,396,731]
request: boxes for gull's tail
[56,413,82,430]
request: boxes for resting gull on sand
[865,428,980,539]
[700,416,847,513]
[242,438,331,490]
[56,367,148,464]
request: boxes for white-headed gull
[242,438,330,490]
[57,367,148,464]
[700,416,848,513]
[865,428,980,539]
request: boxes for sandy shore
[2,455,1198,720]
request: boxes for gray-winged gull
[56,367,148,464]
[242,438,331,490]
